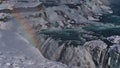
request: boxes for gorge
[0,0,120,68]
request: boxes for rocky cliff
[0,0,120,68]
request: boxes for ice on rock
[107,36,120,44]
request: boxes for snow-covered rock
[84,40,107,66]
[0,0,120,68]
[107,36,120,44]
[108,44,120,68]
[0,29,73,68]
[0,4,13,10]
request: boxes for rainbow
[8,5,39,47]
[13,13,38,46]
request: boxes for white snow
[0,4,13,10]
[0,29,68,68]
[0,1,69,68]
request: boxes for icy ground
[0,1,72,68]
[0,29,71,68]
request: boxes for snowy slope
[0,29,72,68]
